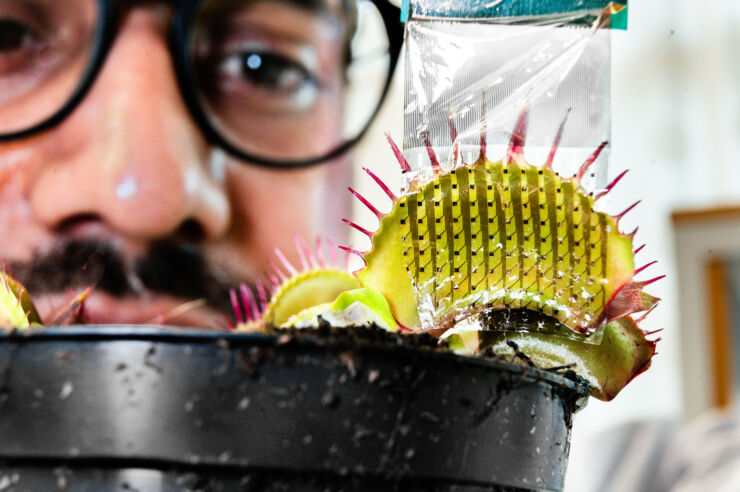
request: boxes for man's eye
[0,19,34,53]
[224,51,317,94]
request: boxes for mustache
[8,239,236,315]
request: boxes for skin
[0,2,353,328]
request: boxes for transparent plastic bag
[403,21,611,192]
[399,5,621,343]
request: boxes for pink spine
[230,288,243,325]
[545,109,571,169]
[349,187,383,219]
[596,169,629,200]
[634,260,658,276]
[385,133,412,172]
[448,109,460,164]
[274,247,298,277]
[338,246,368,266]
[640,275,666,288]
[267,258,287,283]
[363,167,397,201]
[576,141,608,182]
[315,237,327,267]
[507,106,529,161]
[240,283,260,321]
[256,282,270,312]
[342,218,374,238]
[326,238,339,267]
[424,136,442,172]
[479,93,487,160]
[616,200,641,223]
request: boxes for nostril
[56,214,105,235]
[54,215,207,243]
[175,219,206,243]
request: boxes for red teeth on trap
[0,268,42,329]
[230,235,361,331]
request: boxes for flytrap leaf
[342,107,661,399]
[442,311,656,401]
[0,269,42,330]
[352,107,660,338]
[230,235,361,332]
[482,316,656,401]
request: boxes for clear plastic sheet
[400,12,616,344]
[403,21,611,191]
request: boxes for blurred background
[350,1,740,489]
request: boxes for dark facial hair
[8,239,235,316]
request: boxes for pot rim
[1,324,590,396]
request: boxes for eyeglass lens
[0,0,393,164]
[0,0,98,134]
[190,0,391,161]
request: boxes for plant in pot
[0,108,659,491]
[229,107,659,489]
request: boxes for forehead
[122,0,351,21]
[178,0,348,16]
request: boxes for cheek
[234,92,345,162]
[232,166,327,238]
[0,141,49,260]
[219,158,351,278]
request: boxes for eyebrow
[193,0,348,20]
[213,0,340,14]
[273,0,349,18]
[280,0,330,11]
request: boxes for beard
[8,239,238,324]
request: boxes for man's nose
[29,9,230,242]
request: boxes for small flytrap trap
[0,1,658,491]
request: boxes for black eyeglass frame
[0,0,404,168]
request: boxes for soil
[269,315,589,389]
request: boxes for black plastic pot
[0,326,588,491]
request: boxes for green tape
[410,0,628,27]
[610,7,628,30]
[401,0,410,23]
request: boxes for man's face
[0,1,358,328]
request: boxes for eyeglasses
[0,0,403,168]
